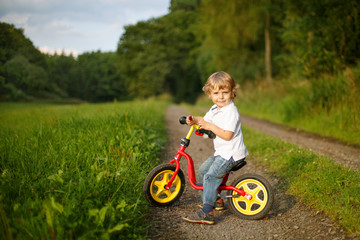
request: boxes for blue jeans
[198,156,240,206]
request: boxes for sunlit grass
[243,127,360,234]
[0,101,168,239]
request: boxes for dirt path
[147,105,358,240]
[241,115,360,171]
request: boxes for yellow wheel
[228,174,273,220]
[143,164,185,207]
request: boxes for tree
[264,0,272,82]
[0,22,52,100]
[195,0,265,83]
[46,54,77,98]
[281,0,360,77]
[77,51,126,102]
[4,55,49,97]
[117,2,202,102]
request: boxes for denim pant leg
[198,156,216,184]
[202,156,236,206]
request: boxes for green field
[0,101,168,239]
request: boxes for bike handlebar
[196,128,216,139]
[179,116,187,125]
[179,116,216,139]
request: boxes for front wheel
[143,163,185,207]
[227,173,274,220]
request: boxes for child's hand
[186,115,195,125]
[197,118,209,129]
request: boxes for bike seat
[230,160,247,172]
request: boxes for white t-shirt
[204,101,248,161]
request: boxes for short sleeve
[220,110,238,132]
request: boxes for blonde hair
[203,71,237,98]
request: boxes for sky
[0,0,170,56]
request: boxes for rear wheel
[143,164,185,207]
[227,173,273,220]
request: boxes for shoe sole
[182,217,214,225]
[214,207,225,211]
[197,204,225,211]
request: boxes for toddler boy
[182,71,248,224]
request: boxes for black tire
[143,163,185,207]
[227,173,274,220]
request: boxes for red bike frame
[164,124,249,198]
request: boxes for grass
[243,127,360,234]
[0,101,168,239]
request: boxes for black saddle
[230,160,247,172]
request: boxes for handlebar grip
[179,116,187,124]
[179,115,193,125]
[197,129,216,139]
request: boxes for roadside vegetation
[0,101,168,239]
[244,127,360,234]
[236,65,360,146]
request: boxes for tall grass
[235,65,360,146]
[0,101,168,239]
[244,127,360,233]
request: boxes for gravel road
[240,115,360,171]
[146,105,359,240]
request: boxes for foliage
[76,52,126,102]
[117,2,202,103]
[0,101,168,239]
[0,22,51,100]
[4,55,48,95]
[0,22,47,68]
[195,0,266,82]
[117,19,171,98]
[281,0,360,77]
[235,64,360,146]
[0,23,126,103]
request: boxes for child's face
[209,87,232,109]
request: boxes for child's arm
[186,116,234,141]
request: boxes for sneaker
[214,199,225,211]
[182,209,215,225]
[197,199,225,211]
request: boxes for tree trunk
[265,10,272,82]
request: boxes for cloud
[39,46,79,57]
[0,12,31,25]
[0,0,170,54]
